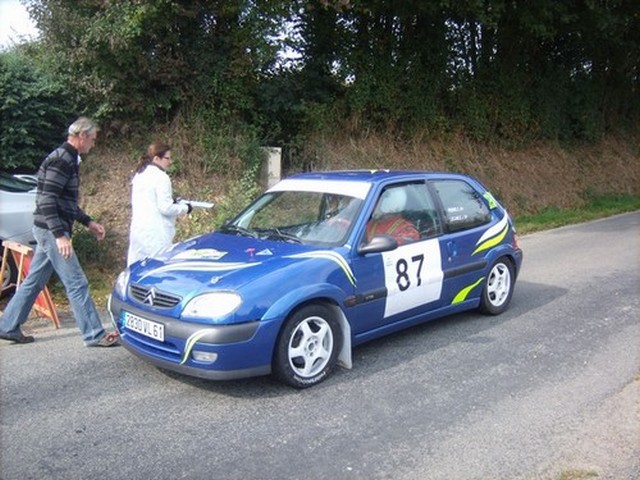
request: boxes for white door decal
[381,239,443,317]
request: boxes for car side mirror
[358,234,398,255]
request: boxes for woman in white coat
[127,143,191,266]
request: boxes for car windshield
[222,190,364,246]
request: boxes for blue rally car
[108,170,523,388]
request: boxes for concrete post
[261,147,282,189]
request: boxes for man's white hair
[68,117,98,136]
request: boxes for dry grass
[69,130,639,302]
[302,132,640,217]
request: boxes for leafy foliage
[0,47,74,171]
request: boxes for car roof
[286,169,474,185]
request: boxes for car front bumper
[107,294,275,380]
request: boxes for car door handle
[447,240,457,258]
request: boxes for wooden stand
[0,240,60,328]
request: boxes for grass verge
[515,194,640,234]
[558,469,599,480]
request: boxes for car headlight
[114,270,130,298]
[183,292,242,320]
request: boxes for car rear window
[431,179,491,232]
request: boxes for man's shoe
[88,331,119,347]
[0,331,35,344]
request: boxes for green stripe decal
[451,277,484,305]
[180,329,214,365]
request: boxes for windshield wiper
[260,228,302,244]
[219,224,258,238]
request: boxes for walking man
[0,117,118,347]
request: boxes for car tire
[479,257,514,315]
[0,247,18,298]
[273,304,343,389]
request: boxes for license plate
[123,312,165,342]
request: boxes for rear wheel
[479,257,514,315]
[273,304,342,388]
[0,247,18,298]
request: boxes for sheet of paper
[178,200,214,209]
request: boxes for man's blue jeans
[0,226,106,345]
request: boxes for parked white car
[0,172,37,296]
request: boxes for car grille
[129,284,181,309]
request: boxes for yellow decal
[452,277,484,304]
[472,223,509,255]
[288,251,356,286]
[483,192,498,209]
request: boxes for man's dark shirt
[33,142,92,238]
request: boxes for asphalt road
[1,212,639,480]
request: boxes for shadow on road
[149,279,566,397]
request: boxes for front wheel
[479,258,514,315]
[273,304,343,389]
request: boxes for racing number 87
[396,254,424,291]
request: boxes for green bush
[71,225,118,272]
[0,48,74,171]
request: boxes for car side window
[431,180,491,232]
[365,183,442,244]
[402,183,442,239]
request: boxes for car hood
[127,231,347,295]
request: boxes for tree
[15,0,640,146]
[24,0,285,130]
